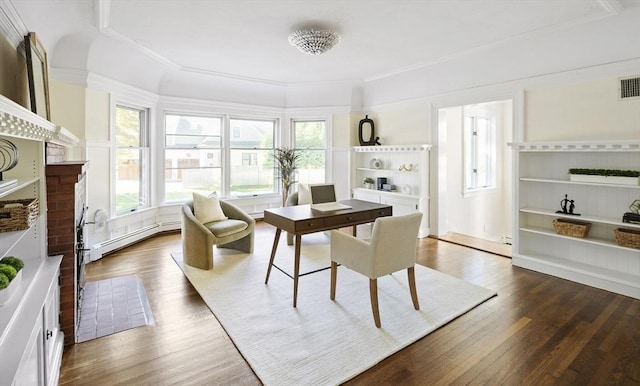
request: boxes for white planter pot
[0,269,22,307]
[570,174,639,186]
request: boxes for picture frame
[24,32,51,121]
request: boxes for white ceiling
[8,0,638,86]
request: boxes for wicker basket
[552,218,592,238]
[614,228,640,249]
[0,198,39,233]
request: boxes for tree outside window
[293,120,326,184]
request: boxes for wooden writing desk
[263,199,392,307]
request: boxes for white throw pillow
[193,192,227,223]
[298,183,311,205]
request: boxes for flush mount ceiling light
[288,28,341,55]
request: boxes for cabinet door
[353,189,380,203]
[12,314,45,386]
[43,281,60,380]
[382,195,418,216]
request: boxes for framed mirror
[24,32,51,121]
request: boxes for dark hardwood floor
[59,222,640,385]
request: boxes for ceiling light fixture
[288,28,341,55]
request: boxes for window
[293,120,327,184]
[463,114,496,192]
[114,105,149,214]
[229,118,276,197]
[164,114,222,202]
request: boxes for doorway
[435,100,513,256]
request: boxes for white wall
[524,77,640,141]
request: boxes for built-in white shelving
[351,144,432,237]
[0,94,65,386]
[510,140,640,299]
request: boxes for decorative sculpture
[358,115,381,146]
[556,194,580,216]
[0,139,19,189]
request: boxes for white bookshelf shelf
[511,140,640,299]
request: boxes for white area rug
[172,232,496,385]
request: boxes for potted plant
[364,177,375,189]
[568,168,640,186]
[273,147,300,206]
[0,256,24,307]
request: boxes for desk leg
[352,225,357,237]
[264,228,282,284]
[293,234,302,307]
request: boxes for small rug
[76,275,155,343]
[172,232,497,385]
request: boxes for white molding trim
[365,58,640,111]
[0,94,56,141]
[0,0,26,48]
[49,67,89,87]
[87,73,160,103]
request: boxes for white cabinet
[0,94,67,386]
[510,141,640,299]
[352,144,431,237]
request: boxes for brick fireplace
[46,161,88,346]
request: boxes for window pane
[229,149,275,196]
[165,167,222,202]
[116,107,142,147]
[229,119,274,148]
[115,148,147,213]
[294,120,326,184]
[165,114,221,136]
[165,114,223,201]
[297,149,325,184]
[165,135,221,148]
[115,105,148,215]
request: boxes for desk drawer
[371,207,392,219]
[324,211,371,227]
[295,218,325,232]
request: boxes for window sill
[462,187,498,198]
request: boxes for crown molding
[0,0,27,48]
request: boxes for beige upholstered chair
[329,212,423,327]
[181,200,255,270]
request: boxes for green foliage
[0,264,17,281]
[568,168,640,177]
[0,273,8,290]
[0,256,24,272]
[364,177,375,184]
[273,147,300,206]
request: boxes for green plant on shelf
[568,168,640,177]
[0,256,24,290]
[364,177,375,184]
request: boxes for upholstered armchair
[329,212,423,327]
[181,199,255,270]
